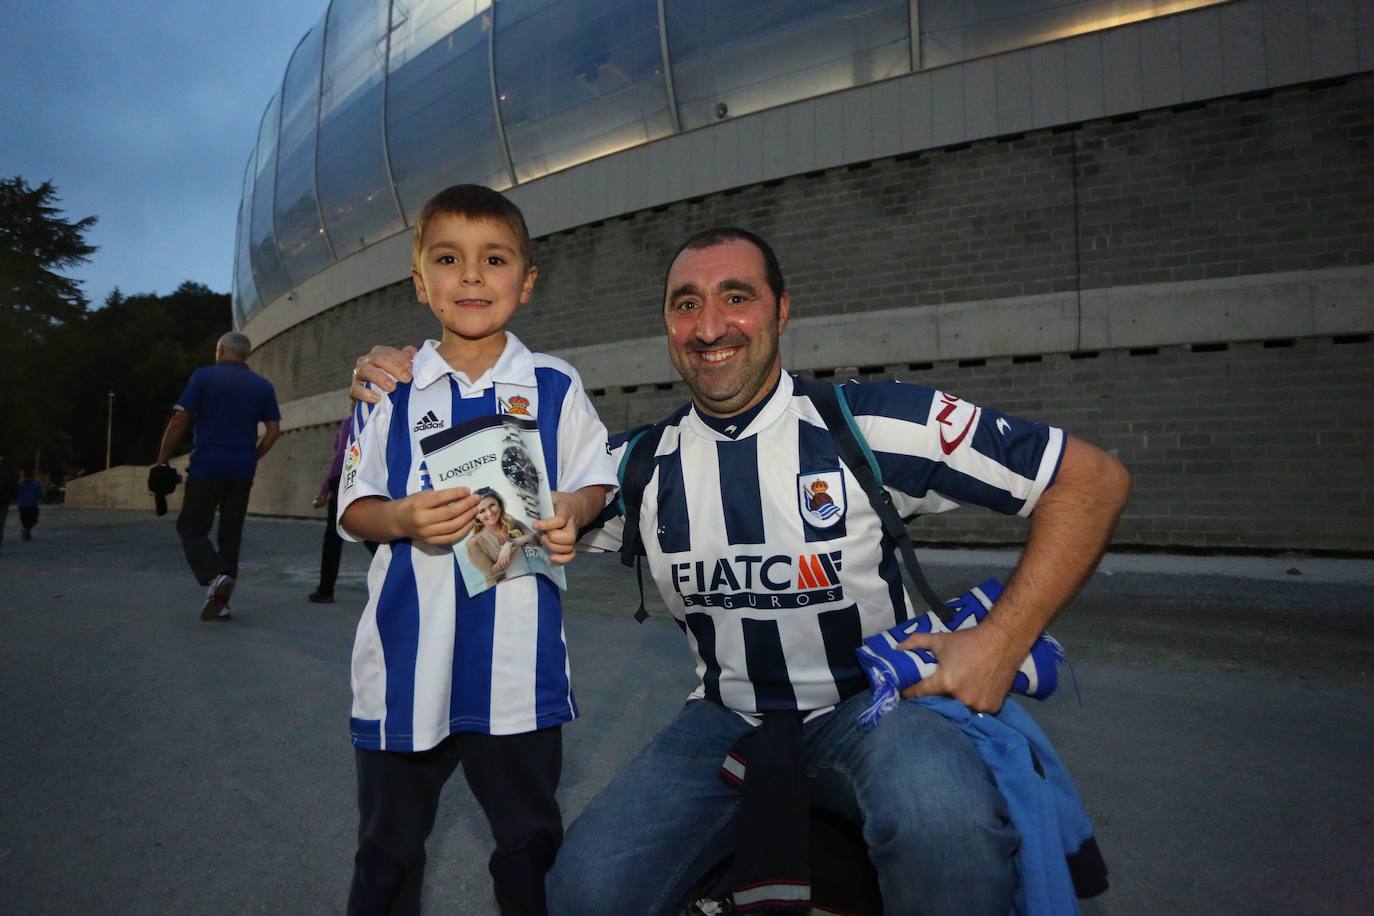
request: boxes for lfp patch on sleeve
[797,469,846,529]
[343,441,362,490]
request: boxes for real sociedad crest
[798,470,846,529]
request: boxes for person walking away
[153,331,281,621]
[16,467,43,541]
[0,459,16,553]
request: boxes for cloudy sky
[1,0,324,309]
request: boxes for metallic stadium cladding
[232,0,1227,328]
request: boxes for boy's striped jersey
[580,372,1063,717]
[339,336,618,751]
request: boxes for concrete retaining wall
[65,459,188,512]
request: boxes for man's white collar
[686,370,794,441]
[410,333,537,392]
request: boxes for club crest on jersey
[500,395,531,416]
[798,470,846,529]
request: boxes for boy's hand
[534,491,583,565]
[352,345,418,403]
[392,487,478,544]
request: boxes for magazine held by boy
[420,414,567,595]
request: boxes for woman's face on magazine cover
[477,496,503,529]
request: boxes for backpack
[614,376,952,624]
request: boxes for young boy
[337,185,617,915]
[17,468,43,541]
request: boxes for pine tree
[0,177,98,473]
[0,176,97,333]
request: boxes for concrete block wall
[252,73,1373,397]
[246,72,1374,551]
[582,335,1374,552]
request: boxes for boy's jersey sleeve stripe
[352,384,381,436]
[338,388,395,542]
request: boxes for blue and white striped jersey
[339,335,618,750]
[581,371,1063,717]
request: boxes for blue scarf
[854,578,1064,730]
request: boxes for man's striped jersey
[581,371,1063,717]
[339,336,618,751]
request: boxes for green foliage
[0,177,233,477]
[51,282,231,475]
[0,177,97,474]
[0,176,97,333]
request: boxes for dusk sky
[2,1,324,311]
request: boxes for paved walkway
[1,508,1371,914]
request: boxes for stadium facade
[234,0,1374,552]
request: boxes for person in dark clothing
[154,331,281,621]
[0,459,17,552]
[16,468,43,541]
[310,416,355,603]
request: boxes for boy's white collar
[411,333,537,391]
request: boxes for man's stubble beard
[672,331,781,419]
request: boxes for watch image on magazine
[419,414,567,596]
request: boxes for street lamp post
[106,391,114,470]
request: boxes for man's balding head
[216,332,252,361]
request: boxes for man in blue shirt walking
[154,331,281,621]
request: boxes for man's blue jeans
[546,692,1017,915]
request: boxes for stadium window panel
[919,0,1229,68]
[249,94,293,307]
[494,0,675,183]
[318,0,404,257]
[275,22,334,286]
[664,0,911,131]
[387,0,510,219]
[233,154,262,326]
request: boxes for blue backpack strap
[794,376,951,622]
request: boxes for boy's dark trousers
[347,726,563,916]
[19,506,38,533]
[176,477,253,584]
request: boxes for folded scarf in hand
[854,578,1063,730]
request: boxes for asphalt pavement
[1,508,1371,915]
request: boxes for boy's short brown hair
[411,184,533,270]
